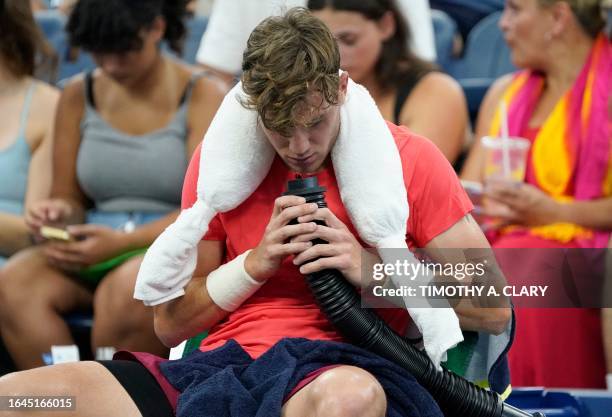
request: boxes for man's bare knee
[309,366,386,417]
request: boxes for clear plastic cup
[481,136,530,230]
[481,136,530,182]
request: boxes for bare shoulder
[30,80,60,118]
[413,71,464,97]
[26,80,60,148]
[33,80,60,103]
[402,72,465,116]
[400,71,467,128]
[191,73,229,104]
[56,73,88,110]
[475,73,514,136]
[171,59,228,106]
[482,74,514,108]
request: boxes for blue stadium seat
[161,15,208,65]
[449,11,515,79]
[446,11,516,124]
[431,9,458,72]
[34,10,66,40]
[458,77,495,125]
[52,34,96,82]
[507,388,612,417]
[35,11,96,82]
[182,15,208,65]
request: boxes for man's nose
[289,129,311,156]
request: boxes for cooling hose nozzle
[283,177,544,417]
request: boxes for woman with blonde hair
[461,0,610,388]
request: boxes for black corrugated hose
[285,177,544,417]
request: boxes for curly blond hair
[240,8,340,136]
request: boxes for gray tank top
[76,72,201,213]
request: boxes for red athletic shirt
[181,122,473,358]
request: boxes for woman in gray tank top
[0,0,226,370]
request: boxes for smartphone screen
[40,226,72,241]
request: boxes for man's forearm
[153,275,228,348]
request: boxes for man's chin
[284,160,324,175]
[294,165,325,175]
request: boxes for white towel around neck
[134,75,463,367]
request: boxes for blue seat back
[34,10,66,40]
[431,9,458,72]
[450,11,515,79]
[182,15,208,65]
[35,11,96,83]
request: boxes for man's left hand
[484,181,562,227]
[290,208,369,287]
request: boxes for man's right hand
[245,196,318,282]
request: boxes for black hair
[307,0,436,93]
[66,0,188,54]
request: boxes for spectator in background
[461,0,610,388]
[0,0,226,370]
[195,0,436,87]
[310,0,468,164]
[0,0,59,267]
[430,0,505,41]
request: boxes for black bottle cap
[283,176,326,197]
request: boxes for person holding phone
[0,0,59,268]
[0,0,226,370]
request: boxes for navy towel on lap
[160,338,443,417]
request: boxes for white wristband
[206,250,265,312]
[607,373,612,391]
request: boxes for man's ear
[338,71,349,101]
